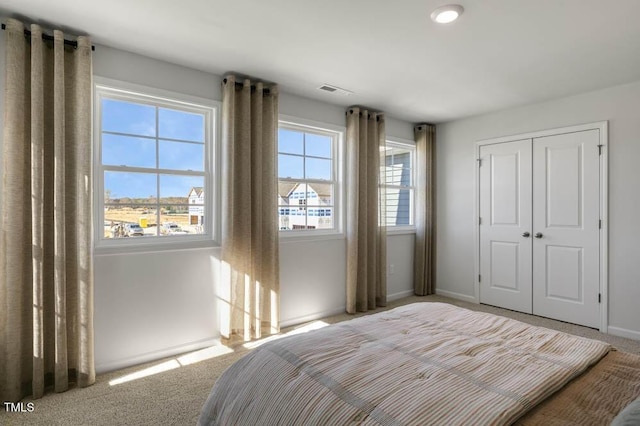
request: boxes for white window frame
[383,137,416,235]
[278,115,344,241]
[93,77,220,253]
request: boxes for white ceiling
[2,0,640,123]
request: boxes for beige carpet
[3,295,640,426]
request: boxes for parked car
[124,223,144,237]
[161,222,188,235]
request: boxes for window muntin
[96,84,214,244]
[381,142,415,227]
[278,123,339,233]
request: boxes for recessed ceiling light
[431,4,464,24]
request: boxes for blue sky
[278,129,331,181]
[102,99,333,200]
[102,99,205,200]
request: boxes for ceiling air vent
[318,84,353,96]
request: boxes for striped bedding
[198,302,610,425]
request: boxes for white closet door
[532,130,600,328]
[479,139,532,313]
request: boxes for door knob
[534,232,543,239]
[522,232,530,238]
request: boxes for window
[94,81,215,246]
[381,140,415,227]
[277,120,342,233]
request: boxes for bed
[198,302,640,425]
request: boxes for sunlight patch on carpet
[109,345,234,386]
[242,320,329,349]
[177,345,234,366]
[109,360,181,386]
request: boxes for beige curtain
[346,107,387,313]
[220,75,279,341]
[414,124,436,295]
[0,19,94,402]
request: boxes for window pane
[104,171,157,200]
[98,87,214,244]
[102,134,156,168]
[385,166,411,186]
[159,108,204,142]
[159,140,205,171]
[305,157,331,180]
[278,129,303,154]
[103,205,156,238]
[276,122,340,234]
[159,175,204,203]
[381,144,415,227]
[278,154,304,179]
[277,182,334,231]
[382,147,413,186]
[102,99,155,136]
[384,188,413,226]
[305,133,331,158]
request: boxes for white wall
[90,46,415,370]
[94,247,219,372]
[386,233,416,301]
[279,233,415,328]
[436,80,640,339]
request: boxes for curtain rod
[1,23,95,51]
[223,78,272,95]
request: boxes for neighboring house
[278,190,291,230]
[188,187,205,225]
[278,182,332,230]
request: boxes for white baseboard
[435,289,478,304]
[387,290,414,302]
[282,289,418,328]
[608,326,640,341]
[96,337,220,374]
[280,307,346,328]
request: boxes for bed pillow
[611,397,640,426]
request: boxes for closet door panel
[479,139,532,313]
[532,130,600,328]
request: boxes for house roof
[278,182,297,199]
[279,182,332,199]
[189,187,204,197]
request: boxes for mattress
[199,302,619,425]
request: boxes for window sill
[94,237,219,256]
[386,226,416,236]
[278,227,416,243]
[279,231,345,244]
